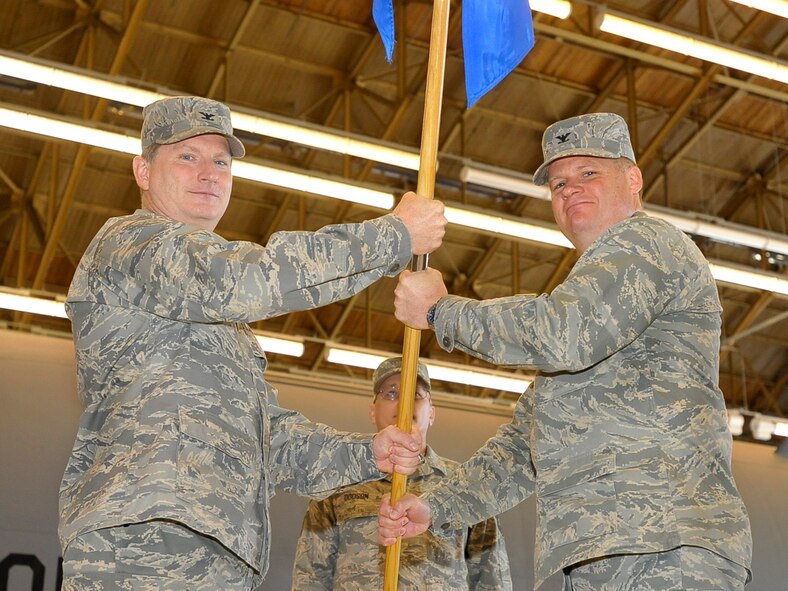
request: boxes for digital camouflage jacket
[424,212,752,588]
[60,209,412,578]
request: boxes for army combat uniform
[292,446,512,590]
[60,208,412,587]
[423,212,753,589]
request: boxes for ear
[428,405,436,427]
[628,164,643,196]
[132,155,150,191]
[368,403,377,425]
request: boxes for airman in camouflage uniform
[381,113,753,590]
[291,358,512,590]
[59,96,447,590]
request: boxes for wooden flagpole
[383,0,451,589]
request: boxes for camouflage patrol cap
[533,112,635,185]
[372,357,431,393]
[141,96,245,157]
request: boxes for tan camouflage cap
[533,112,635,186]
[372,357,431,393]
[141,96,245,157]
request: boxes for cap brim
[373,369,398,393]
[373,369,431,393]
[533,148,621,186]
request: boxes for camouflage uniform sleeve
[465,516,513,591]
[94,212,411,322]
[431,217,696,373]
[268,402,383,497]
[291,498,338,591]
[424,388,536,533]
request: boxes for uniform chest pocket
[176,407,258,501]
[536,450,617,549]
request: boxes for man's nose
[561,179,581,198]
[199,163,219,182]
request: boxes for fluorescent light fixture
[0,105,394,209]
[233,161,394,209]
[0,51,420,170]
[727,409,745,436]
[647,205,788,257]
[729,0,788,19]
[719,408,788,440]
[326,345,530,394]
[530,0,572,19]
[749,415,776,441]
[460,165,550,200]
[774,420,788,438]
[598,11,788,84]
[326,347,387,370]
[0,288,306,355]
[445,205,574,248]
[0,289,68,318]
[254,332,305,357]
[231,112,420,171]
[459,166,788,257]
[709,262,788,296]
[426,364,529,393]
[0,53,161,106]
[0,106,139,154]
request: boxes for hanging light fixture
[728,0,788,19]
[325,345,530,394]
[597,9,788,84]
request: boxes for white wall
[1,330,786,590]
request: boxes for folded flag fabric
[372,0,396,62]
[372,0,535,107]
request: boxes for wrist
[426,302,438,329]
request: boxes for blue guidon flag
[372,0,535,107]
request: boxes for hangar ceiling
[0,0,786,440]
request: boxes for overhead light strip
[709,262,788,296]
[728,408,788,441]
[0,288,306,356]
[1,105,786,297]
[253,332,305,357]
[232,161,394,209]
[530,0,572,19]
[2,292,782,396]
[230,112,420,171]
[0,106,140,154]
[646,204,788,257]
[0,289,68,318]
[460,165,788,256]
[325,345,530,394]
[597,10,788,84]
[728,0,788,19]
[444,205,573,248]
[460,164,551,200]
[2,52,783,255]
[775,421,788,438]
[0,105,394,210]
[0,51,421,171]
